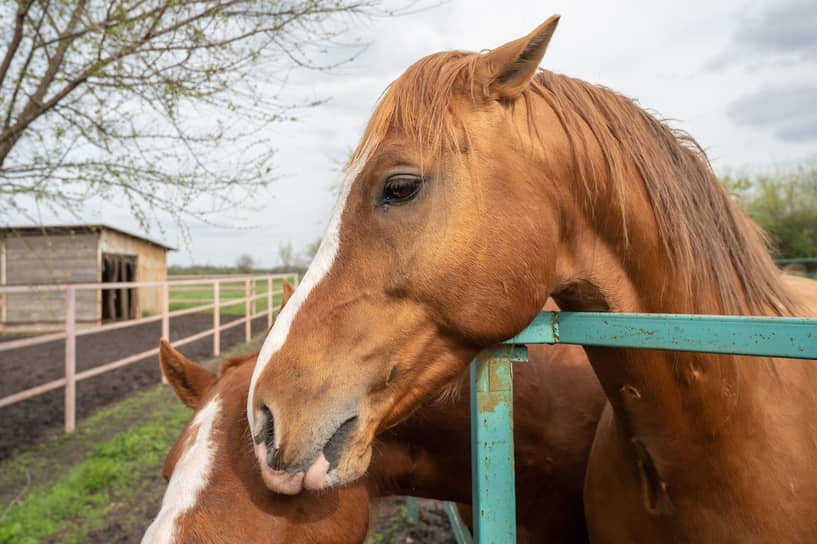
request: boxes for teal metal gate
[469,311,817,543]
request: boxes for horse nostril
[261,405,275,451]
[324,416,358,469]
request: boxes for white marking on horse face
[248,154,367,437]
[142,396,222,544]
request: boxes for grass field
[168,276,295,315]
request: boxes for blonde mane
[353,50,794,316]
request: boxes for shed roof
[0,224,175,251]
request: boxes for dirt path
[0,313,268,459]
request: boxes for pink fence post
[213,280,220,356]
[267,276,273,330]
[64,286,76,433]
[161,282,169,384]
[245,278,251,342]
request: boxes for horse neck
[523,73,790,318]
[543,130,767,436]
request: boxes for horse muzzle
[252,404,362,494]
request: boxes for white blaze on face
[247,155,367,437]
[142,396,222,544]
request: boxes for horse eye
[381,175,422,205]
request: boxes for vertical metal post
[161,282,170,339]
[267,276,273,329]
[0,237,6,333]
[245,278,251,342]
[213,280,220,356]
[444,501,474,544]
[470,345,525,544]
[406,496,419,524]
[161,282,169,384]
[64,286,76,433]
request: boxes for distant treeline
[724,161,817,261]
[168,264,307,276]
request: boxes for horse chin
[259,465,305,495]
[254,442,372,495]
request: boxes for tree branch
[3,4,47,131]
[0,0,88,163]
[0,0,34,91]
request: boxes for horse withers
[247,15,817,542]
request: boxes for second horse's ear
[159,339,218,409]
[282,278,294,307]
[477,15,560,100]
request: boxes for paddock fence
[0,273,298,432]
[469,312,817,544]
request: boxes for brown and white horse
[145,339,603,542]
[247,15,817,542]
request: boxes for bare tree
[303,238,320,261]
[0,0,395,233]
[276,240,294,269]
[235,252,254,273]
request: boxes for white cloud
[728,83,817,142]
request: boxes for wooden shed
[0,225,173,331]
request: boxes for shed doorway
[102,253,137,321]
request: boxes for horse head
[245,16,586,495]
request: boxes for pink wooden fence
[0,273,297,432]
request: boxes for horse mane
[218,351,259,376]
[353,51,795,316]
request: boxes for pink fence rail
[0,273,298,432]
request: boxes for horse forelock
[351,51,480,170]
[142,396,222,544]
[356,48,794,316]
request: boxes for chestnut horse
[247,15,817,542]
[145,340,603,542]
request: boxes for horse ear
[159,339,218,409]
[478,15,560,100]
[282,278,294,308]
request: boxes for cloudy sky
[18,0,817,266]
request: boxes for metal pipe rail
[469,312,817,543]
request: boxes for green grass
[0,396,188,544]
[168,278,291,315]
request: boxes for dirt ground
[0,312,267,459]
[367,497,459,544]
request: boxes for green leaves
[727,162,817,259]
